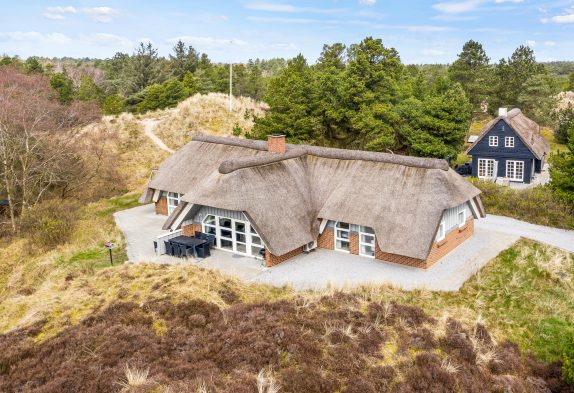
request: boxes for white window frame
[505,136,514,148]
[506,160,524,182]
[202,214,264,259]
[334,221,350,253]
[358,226,375,258]
[167,192,181,215]
[477,158,495,179]
[458,205,466,228]
[436,219,446,242]
[488,136,498,147]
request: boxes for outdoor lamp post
[104,240,115,266]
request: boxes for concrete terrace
[114,204,574,292]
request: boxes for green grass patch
[93,192,140,218]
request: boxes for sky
[0,0,573,64]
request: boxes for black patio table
[169,236,207,257]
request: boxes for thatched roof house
[143,135,484,269]
[466,108,549,184]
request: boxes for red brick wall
[181,223,202,237]
[350,232,359,255]
[267,135,286,154]
[265,247,303,267]
[375,244,427,268]
[155,197,168,215]
[425,218,474,267]
[317,228,334,250]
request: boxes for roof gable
[466,109,549,159]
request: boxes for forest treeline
[249,38,573,158]
[0,41,286,114]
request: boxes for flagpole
[229,62,233,112]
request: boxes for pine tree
[550,129,574,205]
[170,40,199,80]
[49,71,75,103]
[76,75,103,103]
[448,40,492,111]
[128,42,163,93]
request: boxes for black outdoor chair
[205,234,216,247]
[201,242,211,257]
[178,244,189,258]
[195,231,203,238]
[164,241,173,256]
[183,245,195,259]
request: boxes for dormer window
[505,137,514,148]
[489,136,498,147]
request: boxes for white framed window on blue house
[506,160,524,182]
[167,192,181,215]
[505,137,515,147]
[488,136,498,146]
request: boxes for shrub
[469,179,574,229]
[564,350,574,385]
[19,199,79,248]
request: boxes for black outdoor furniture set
[163,233,214,259]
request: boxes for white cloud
[526,40,536,46]
[167,36,249,49]
[246,15,318,24]
[544,41,556,47]
[542,6,574,24]
[43,13,66,20]
[494,0,523,3]
[359,0,377,5]
[0,31,71,44]
[244,2,344,14]
[433,0,483,14]
[79,33,132,47]
[43,6,119,23]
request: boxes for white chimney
[498,108,508,117]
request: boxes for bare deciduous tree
[0,66,100,233]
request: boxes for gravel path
[475,214,574,253]
[140,118,174,153]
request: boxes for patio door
[506,160,524,182]
[202,214,263,259]
[477,158,495,179]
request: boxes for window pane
[250,225,258,234]
[220,239,233,250]
[336,230,349,240]
[361,234,375,244]
[221,229,232,239]
[335,222,349,229]
[235,221,246,233]
[361,244,375,257]
[251,245,264,257]
[336,240,350,252]
[360,226,375,234]
[236,233,246,243]
[204,225,216,235]
[219,217,232,228]
[236,243,247,253]
[251,235,262,245]
[203,215,216,225]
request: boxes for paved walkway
[114,204,574,292]
[139,118,174,153]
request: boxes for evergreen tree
[492,45,545,112]
[249,54,317,143]
[169,40,199,79]
[448,40,492,111]
[102,95,125,115]
[517,73,559,125]
[128,42,163,94]
[49,71,75,103]
[24,57,43,74]
[76,75,103,103]
[550,129,574,205]
[555,104,574,144]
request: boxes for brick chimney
[267,134,286,154]
[498,107,508,117]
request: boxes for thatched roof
[145,136,483,260]
[467,109,549,160]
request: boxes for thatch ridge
[194,135,450,172]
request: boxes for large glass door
[202,214,264,258]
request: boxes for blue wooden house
[466,108,549,184]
